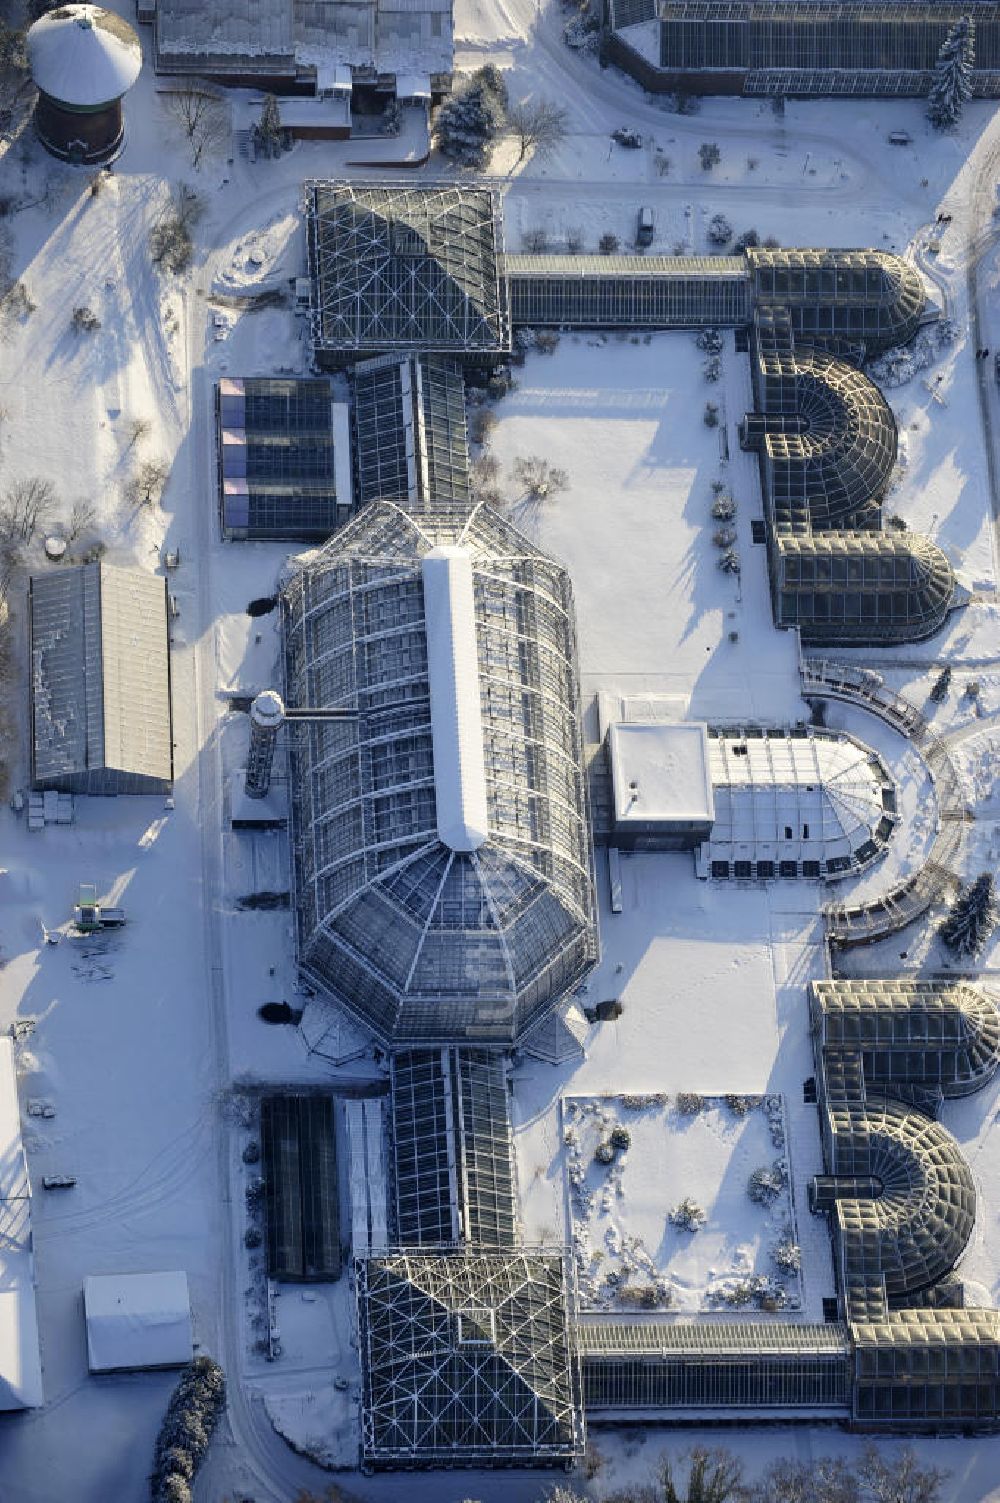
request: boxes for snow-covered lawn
[565,1092,802,1314]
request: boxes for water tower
[27,4,142,166]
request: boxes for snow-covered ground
[565,1093,802,1315]
[2,0,1000,1495]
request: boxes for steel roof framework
[306,182,511,359]
[357,1249,583,1465]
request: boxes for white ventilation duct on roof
[421,545,488,852]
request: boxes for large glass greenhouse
[283,499,598,1047]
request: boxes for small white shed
[84,1271,192,1373]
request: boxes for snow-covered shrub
[598,232,619,255]
[621,1093,654,1109]
[711,494,736,520]
[151,1356,226,1503]
[713,527,736,548]
[747,1160,787,1206]
[1,282,33,320]
[535,329,560,355]
[594,1140,615,1165]
[773,1238,801,1273]
[703,356,721,382]
[733,228,760,253]
[434,65,507,171]
[698,142,721,170]
[725,1093,760,1116]
[241,1141,260,1164]
[71,305,100,333]
[468,408,498,447]
[669,1196,706,1232]
[563,10,599,51]
[244,1228,262,1249]
[609,1125,631,1152]
[707,213,732,246]
[675,1092,703,1115]
[703,401,719,428]
[718,549,741,575]
[697,328,723,354]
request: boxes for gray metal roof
[30,563,172,789]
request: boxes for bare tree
[0,476,56,542]
[150,183,205,273]
[65,498,97,542]
[126,458,170,510]
[0,20,29,123]
[126,416,151,450]
[508,98,569,164]
[165,86,229,169]
[747,1456,859,1503]
[513,455,568,501]
[657,1447,744,1503]
[858,1447,947,1503]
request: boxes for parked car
[636,206,655,248]
[612,127,643,149]
[42,1174,76,1190]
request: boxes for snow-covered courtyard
[564,1093,803,1315]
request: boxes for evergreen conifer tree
[927,17,975,129]
[258,93,283,158]
[940,872,998,957]
[433,65,507,170]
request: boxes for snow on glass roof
[702,727,896,878]
[284,499,598,1047]
[30,563,173,795]
[27,4,141,107]
[357,1249,582,1466]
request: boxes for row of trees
[465,1444,949,1503]
[434,65,568,170]
[151,1356,226,1503]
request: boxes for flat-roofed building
[29,562,173,795]
[607,721,715,850]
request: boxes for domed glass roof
[285,500,598,1048]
